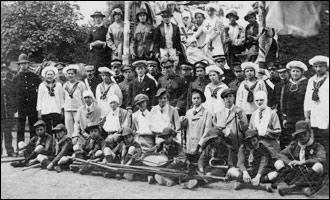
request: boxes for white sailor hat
[63,64,79,74]
[206,65,224,75]
[108,95,120,104]
[98,67,115,75]
[241,62,259,73]
[308,55,329,67]
[205,3,219,12]
[286,61,308,72]
[41,66,58,77]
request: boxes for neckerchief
[100,82,115,100]
[55,135,69,155]
[45,81,56,96]
[209,84,224,99]
[64,81,80,98]
[244,80,258,103]
[298,137,314,161]
[312,75,328,101]
[288,76,307,92]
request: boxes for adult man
[130,8,154,60]
[72,90,102,146]
[263,62,281,107]
[13,54,41,145]
[153,10,182,67]
[213,55,235,85]
[275,121,326,196]
[83,65,102,97]
[127,60,157,112]
[227,129,274,192]
[85,11,111,73]
[228,62,244,93]
[110,59,125,84]
[11,120,54,168]
[157,60,185,107]
[213,88,249,164]
[176,63,194,116]
[304,55,329,173]
[244,10,259,53]
[147,59,162,82]
[224,10,245,66]
[1,64,16,156]
[55,62,67,85]
[118,64,134,109]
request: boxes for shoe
[54,166,62,173]
[278,184,297,196]
[79,165,90,175]
[234,182,244,190]
[10,161,26,168]
[40,159,50,169]
[148,176,155,184]
[182,179,198,189]
[115,174,123,180]
[155,174,166,186]
[302,187,313,197]
[261,184,273,193]
[123,173,134,181]
[69,165,80,173]
[27,159,38,166]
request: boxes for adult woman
[106,8,124,60]
[192,3,225,59]
[249,91,281,156]
[283,61,309,137]
[193,9,206,47]
[203,65,228,117]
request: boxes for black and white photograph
[1,1,329,199]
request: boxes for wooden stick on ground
[1,157,25,163]
[21,163,41,171]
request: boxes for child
[185,37,214,65]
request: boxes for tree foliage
[1,1,89,64]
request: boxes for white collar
[138,75,145,81]
[159,104,168,111]
[110,108,120,116]
[193,105,202,112]
[225,105,234,112]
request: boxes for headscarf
[254,90,268,110]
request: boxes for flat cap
[134,94,149,105]
[292,120,310,138]
[220,88,235,99]
[34,120,46,127]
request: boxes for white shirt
[103,108,121,132]
[164,23,173,49]
[225,105,234,119]
[304,74,329,129]
[150,104,171,133]
[132,109,152,135]
[37,82,64,115]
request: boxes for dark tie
[87,107,90,113]
[193,110,197,115]
[142,112,145,117]
[160,108,164,114]
[259,110,263,121]
[227,110,231,120]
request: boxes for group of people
[1,1,329,197]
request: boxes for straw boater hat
[90,11,105,18]
[132,60,148,69]
[17,54,30,64]
[98,67,115,75]
[286,61,308,72]
[63,64,79,74]
[226,10,239,20]
[41,66,58,77]
[308,55,329,67]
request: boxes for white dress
[203,83,228,116]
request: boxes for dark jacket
[223,69,236,86]
[27,133,54,157]
[83,135,106,158]
[153,22,182,54]
[157,74,185,107]
[120,141,142,165]
[118,79,132,109]
[83,75,103,97]
[270,79,289,120]
[228,77,244,94]
[1,78,17,119]
[283,78,308,123]
[278,140,326,166]
[85,25,112,69]
[13,71,41,109]
[237,142,271,176]
[52,137,74,165]
[245,21,259,49]
[127,75,157,111]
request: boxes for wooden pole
[122,1,132,65]
[258,1,267,69]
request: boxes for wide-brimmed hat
[309,55,329,67]
[155,88,168,97]
[244,10,256,21]
[41,66,58,77]
[206,65,224,75]
[159,127,177,138]
[193,9,206,18]
[52,124,66,133]
[286,61,308,72]
[191,89,206,103]
[17,54,30,64]
[85,122,100,134]
[90,11,105,18]
[136,8,148,20]
[243,129,259,141]
[226,10,239,20]
[33,120,46,128]
[220,88,235,99]
[63,64,80,74]
[292,120,310,138]
[132,60,148,69]
[134,94,149,105]
[98,67,115,75]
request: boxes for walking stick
[286,148,316,192]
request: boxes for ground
[1,160,329,199]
